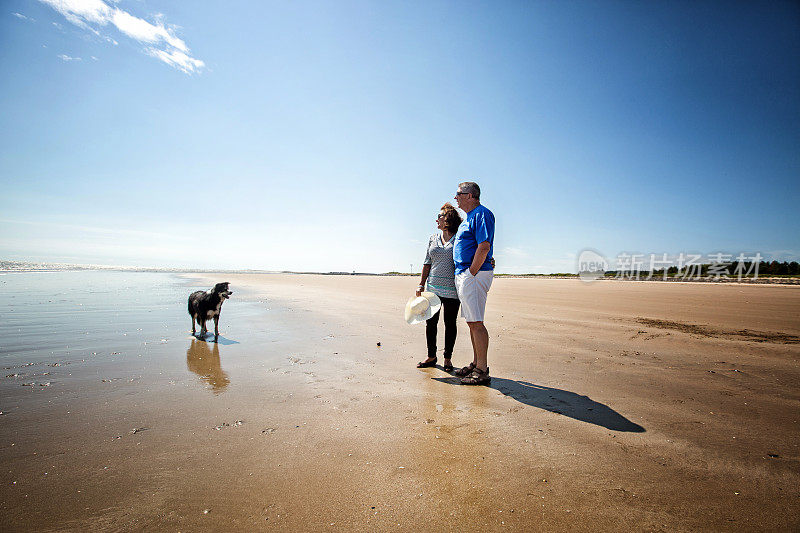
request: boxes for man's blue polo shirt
[453,204,495,275]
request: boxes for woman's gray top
[423,233,458,300]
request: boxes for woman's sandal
[443,360,454,372]
[453,362,476,377]
[416,357,437,368]
[460,367,491,385]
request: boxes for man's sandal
[443,360,454,372]
[460,367,491,385]
[453,362,476,377]
[416,357,437,368]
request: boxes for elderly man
[452,181,495,385]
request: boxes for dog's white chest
[206,300,223,318]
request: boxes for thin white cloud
[13,12,35,21]
[39,0,204,74]
[0,218,190,240]
[501,246,529,258]
[91,55,98,60]
[111,9,188,52]
[58,54,82,61]
[145,47,204,74]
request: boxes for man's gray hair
[458,181,480,200]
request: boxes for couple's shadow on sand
[432,375,645,433]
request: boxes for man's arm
[469,242,491,276]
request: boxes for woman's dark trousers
[426,296,460,359]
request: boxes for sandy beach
[1,272,799,531]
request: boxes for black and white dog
[188,282,233,340]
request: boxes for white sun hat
[404,291,442,325]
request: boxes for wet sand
[1,273,799,531]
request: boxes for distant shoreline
[2,260,799,284]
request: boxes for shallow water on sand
[1,271,189,367]
[0,271,306,402]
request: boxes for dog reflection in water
[186,338,230,394]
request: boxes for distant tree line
[605,260,800,278]
[756,260,800,275]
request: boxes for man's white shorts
[455,269,493,322]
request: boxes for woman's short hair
[440,202,462,233]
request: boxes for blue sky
[1,0,798,273]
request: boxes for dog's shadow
[432,376,645,432]
[192,333,240,345]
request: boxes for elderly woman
[416,203,462,371]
